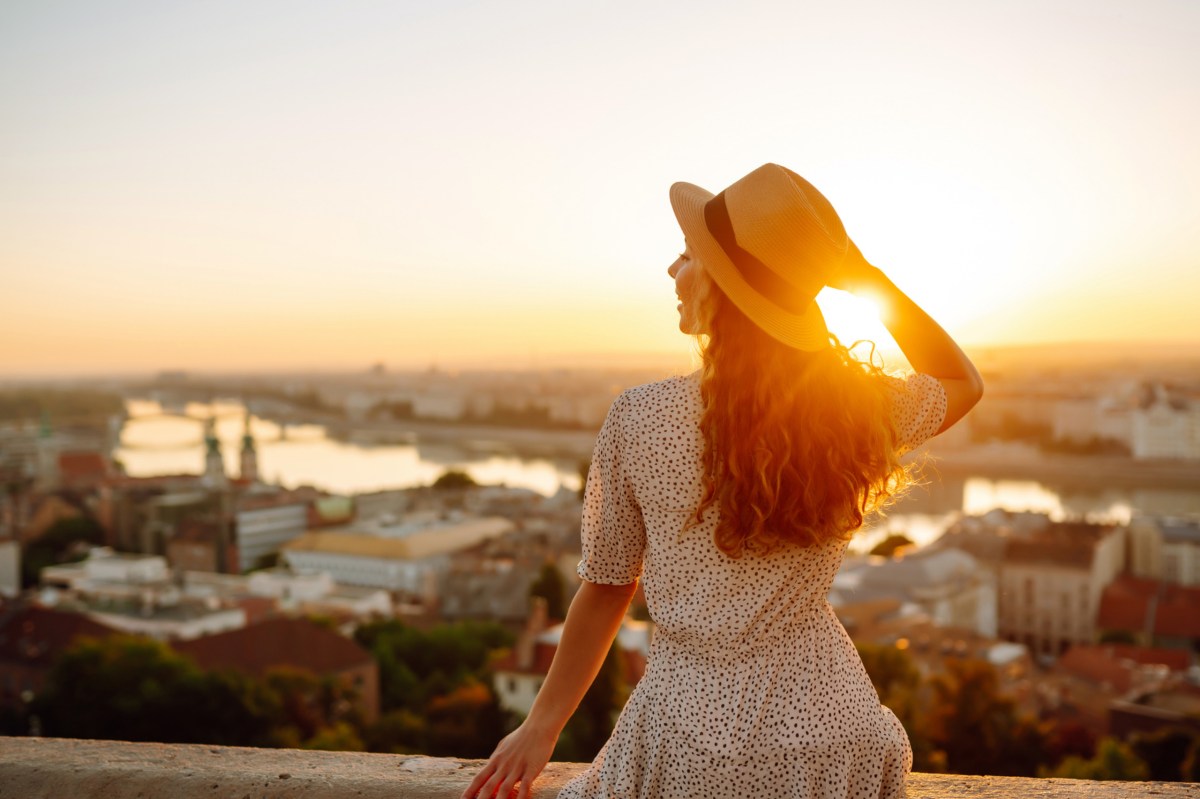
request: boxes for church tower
[35,409,59,491]
[239,407,258,483]
[202,415,226,487]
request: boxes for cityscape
[3,0,1199,794]
[2,342,1199,780]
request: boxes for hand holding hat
[824,237,883,296]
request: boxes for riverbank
[924,448,1200,490]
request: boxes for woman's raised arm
[460,578,639,799]
[828,241,984,434]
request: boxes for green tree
[32,635,274,746]
[354,619,513,714]
[869,534,915,558]
[554,639,622,762]
[363,709,426,754]
[432,469,477,490]
[925,658,1048,776]
[529,562,566,619]
[1044,737,1150,780]
[857,643,941,772]
[304,721,366,752]
[424,678,509,758]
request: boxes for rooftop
[283,517,515,561]
[172,617,373,677]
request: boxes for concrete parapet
[2,737,1200,798]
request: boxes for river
[114,398,1200,554]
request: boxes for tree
[554,639,622,762]
[432,469,477,490]
[354,618,514,714]
[1043,718,1098,769]
[424,679,509,757]
[1181,736,1200,781]
[925,658,1048,776]
[32,635,275,746]
[304,721,366,752]
[1044,737,1150,781]
[857,643,940,772]
[1130,726,1198,781]
[577,460,591,500]
[21,515,105,587]
[529,562,566,619]
[869,534,915,558]
[363,709,426,754]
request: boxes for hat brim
[669,181,831,351]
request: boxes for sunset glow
[1,0,1197,376]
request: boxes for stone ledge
[1,737,1199,798]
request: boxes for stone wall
[1,737,1198,798]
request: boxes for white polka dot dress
[557,369,948,799]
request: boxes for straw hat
[669,163,850,351]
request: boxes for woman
[462,164,983,799]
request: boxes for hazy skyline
[2,0,1198,377]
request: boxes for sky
[1,0,1197,377]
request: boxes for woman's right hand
[825,237,882,295]
[460,720,558,799]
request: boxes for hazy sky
[2,0,1197,377]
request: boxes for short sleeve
[576,391,646,585]
[882,372,948,455]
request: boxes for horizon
[3,336,1200,384]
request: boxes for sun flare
[816,288,892,352]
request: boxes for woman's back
[559,368,946,797]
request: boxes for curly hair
[680,267,916,557]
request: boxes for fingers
[479,765,512,799]
[516,770,535,799]
[460,762,493,799]
[463,766,531,799]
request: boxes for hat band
[703,192,811,315]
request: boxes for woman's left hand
[460,720,558,799]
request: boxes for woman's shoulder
[619,370,702,411]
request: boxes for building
[234,497,309,571]
[492,597,649,718]
[186,568,392,621]
[1127,516,1200,586]
[39,549,246,640]
[173,618,380,723]
[281,516,515,600]
[831,547,997,638]
[0,541,18,597]
[1132,385,1200,460]
[996,521,1126,658]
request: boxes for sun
[816,287,893,352]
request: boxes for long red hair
[681,268,915,556]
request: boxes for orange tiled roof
[173,618,371,677]
[1057,645,1135,693]
[57,451,110,484]
[1155,586,1200,639]
[0,606,120,668]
